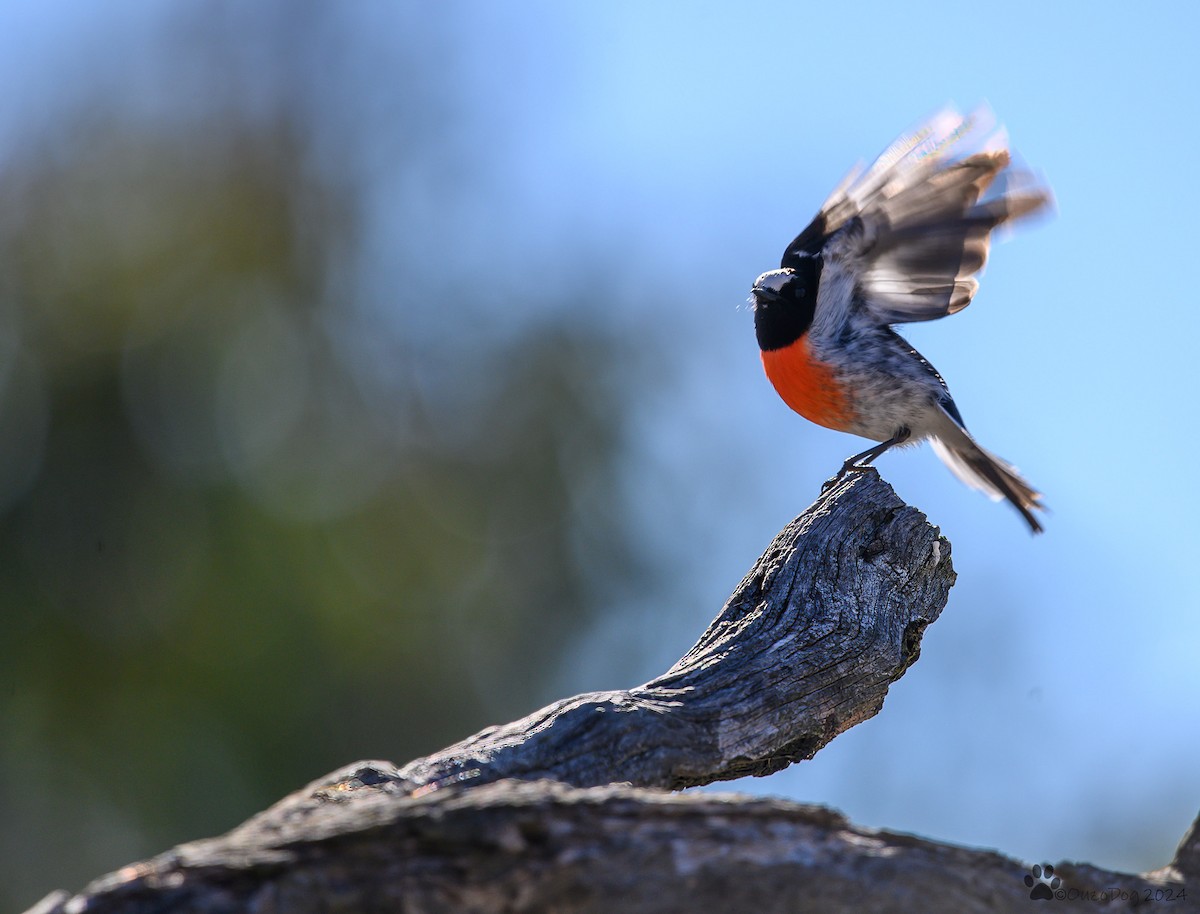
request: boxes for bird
[749,107,1052,533]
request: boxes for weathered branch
[32,780,1195,914]
[32,470,1191,914]
[382,468,953,796]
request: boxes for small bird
[749,107,1051,532]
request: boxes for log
[33,780,1195,914]
[29,470,1192,913]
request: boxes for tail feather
[929,435,1045,534]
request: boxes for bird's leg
[841,427,911,472]
[821,428,912,492]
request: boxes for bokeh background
[1,2,1197,908]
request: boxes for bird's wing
[781,106,1052,324]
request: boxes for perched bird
[749,107,1051,533]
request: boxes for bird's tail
[930,431,1045,534]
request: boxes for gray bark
[32,781,1195,914]
[393,468,954,795]
[26,470,1197,913]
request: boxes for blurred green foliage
[0,9,644,909]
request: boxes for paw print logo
[1024,863,1061,900]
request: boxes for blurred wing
[782,106,1052,323]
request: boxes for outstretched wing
[782,106,1052,324]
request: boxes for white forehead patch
[753,268,795,293]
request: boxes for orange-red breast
[749,107,1052,533]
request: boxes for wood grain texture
[392,468,954,795]
[32,782,1193,914]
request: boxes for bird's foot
[821,460,875,492]
[821,429,911,493]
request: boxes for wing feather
[781,106,1052,324]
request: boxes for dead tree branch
[29,471,1193,913]
[32,781,1195,914]
[391,468,954,795]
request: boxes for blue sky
[3,0,1197,879]
[472,1,1200,873]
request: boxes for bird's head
[749,268,802,310]
[749,257,821,351]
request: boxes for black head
[750,254,822,351]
